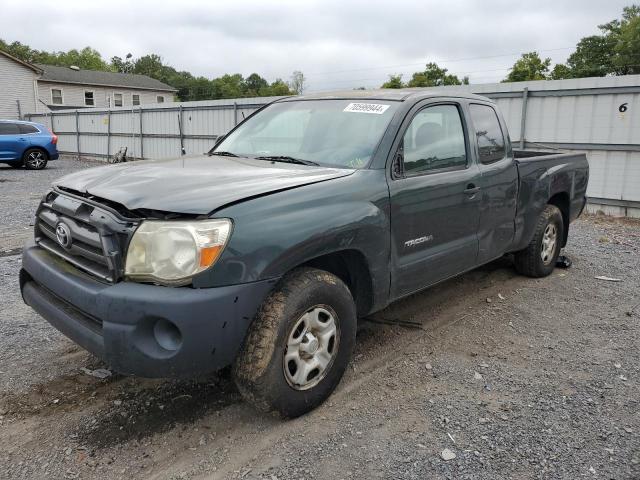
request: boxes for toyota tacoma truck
[20,90,589,417]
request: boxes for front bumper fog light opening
[153,319,183,352]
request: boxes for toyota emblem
[55,222,72,249]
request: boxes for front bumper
[20,242,277,378]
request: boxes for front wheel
[23,149,48,170]
[514,204,564,277]
[233,268,356,418]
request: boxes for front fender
[192,170,391,307]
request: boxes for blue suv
[0,120,59,170]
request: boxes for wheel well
[301,250,374,316]
[23,147,48,159]
[548,192,570,247]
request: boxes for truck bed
[511,149,589,252]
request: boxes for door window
[469,104,506,164]
[402,105,467,175]
[0,123,20,135]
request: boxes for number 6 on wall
[619,103,628,113]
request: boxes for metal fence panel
[26,97,285,160]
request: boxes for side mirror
[213,134,226,148]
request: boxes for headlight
[125,219,232,285]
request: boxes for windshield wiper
[254,155,319,166]
[209,150,239,157]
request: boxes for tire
[233,267,357,418]
[514,204,564,278]
[23,148,48,170]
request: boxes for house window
[51,88,63,105]
[132,94,140,106]
[113,92,123,107]
[156,95,164,103]
[84,91,95,106]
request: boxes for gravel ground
[0,158,639,479]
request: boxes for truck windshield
[212,99,399,169]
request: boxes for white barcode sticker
[343,103,390,114]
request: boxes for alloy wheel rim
[27,151,45,168]
[283,305,339,391]
[541,223,557,264]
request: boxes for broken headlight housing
[124,219,232,286]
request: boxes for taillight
[48,128,58,145]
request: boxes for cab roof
[290,88,491,103]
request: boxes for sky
[0,0,632,92]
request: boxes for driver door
[389,101,481,299]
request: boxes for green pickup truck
[20,90,589,417]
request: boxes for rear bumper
[20,242,277,378]
[46,145,59,160]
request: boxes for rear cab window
[469,104,507,164]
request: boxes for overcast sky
[0,0,631,91]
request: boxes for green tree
[565,35,618,77]
[504,52,551,82]
[244,73,269,96]
[381,63,468,89]
[381,74,404,88]
[54,47,110,70]
[549,63,573,80]
[133,54,166,79]
[407,62,468,87]
[268,79,293,96]
[612,5,640,74]
[557,5,640,79]
[0,40,110,70]
[111,53,134,73]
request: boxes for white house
[36,64,177,110]
[0,50,177,119]
[0,50,41,119]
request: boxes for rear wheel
[233,267,356,418]
[514,204,564,277]
[23,149,48,170]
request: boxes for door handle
[19,138,27,142]
[464,184,480,194]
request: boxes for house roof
[0,50,43,73]
[35,63,178,92]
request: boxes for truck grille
[34,191,136,283]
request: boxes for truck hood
[54,155,355,215]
